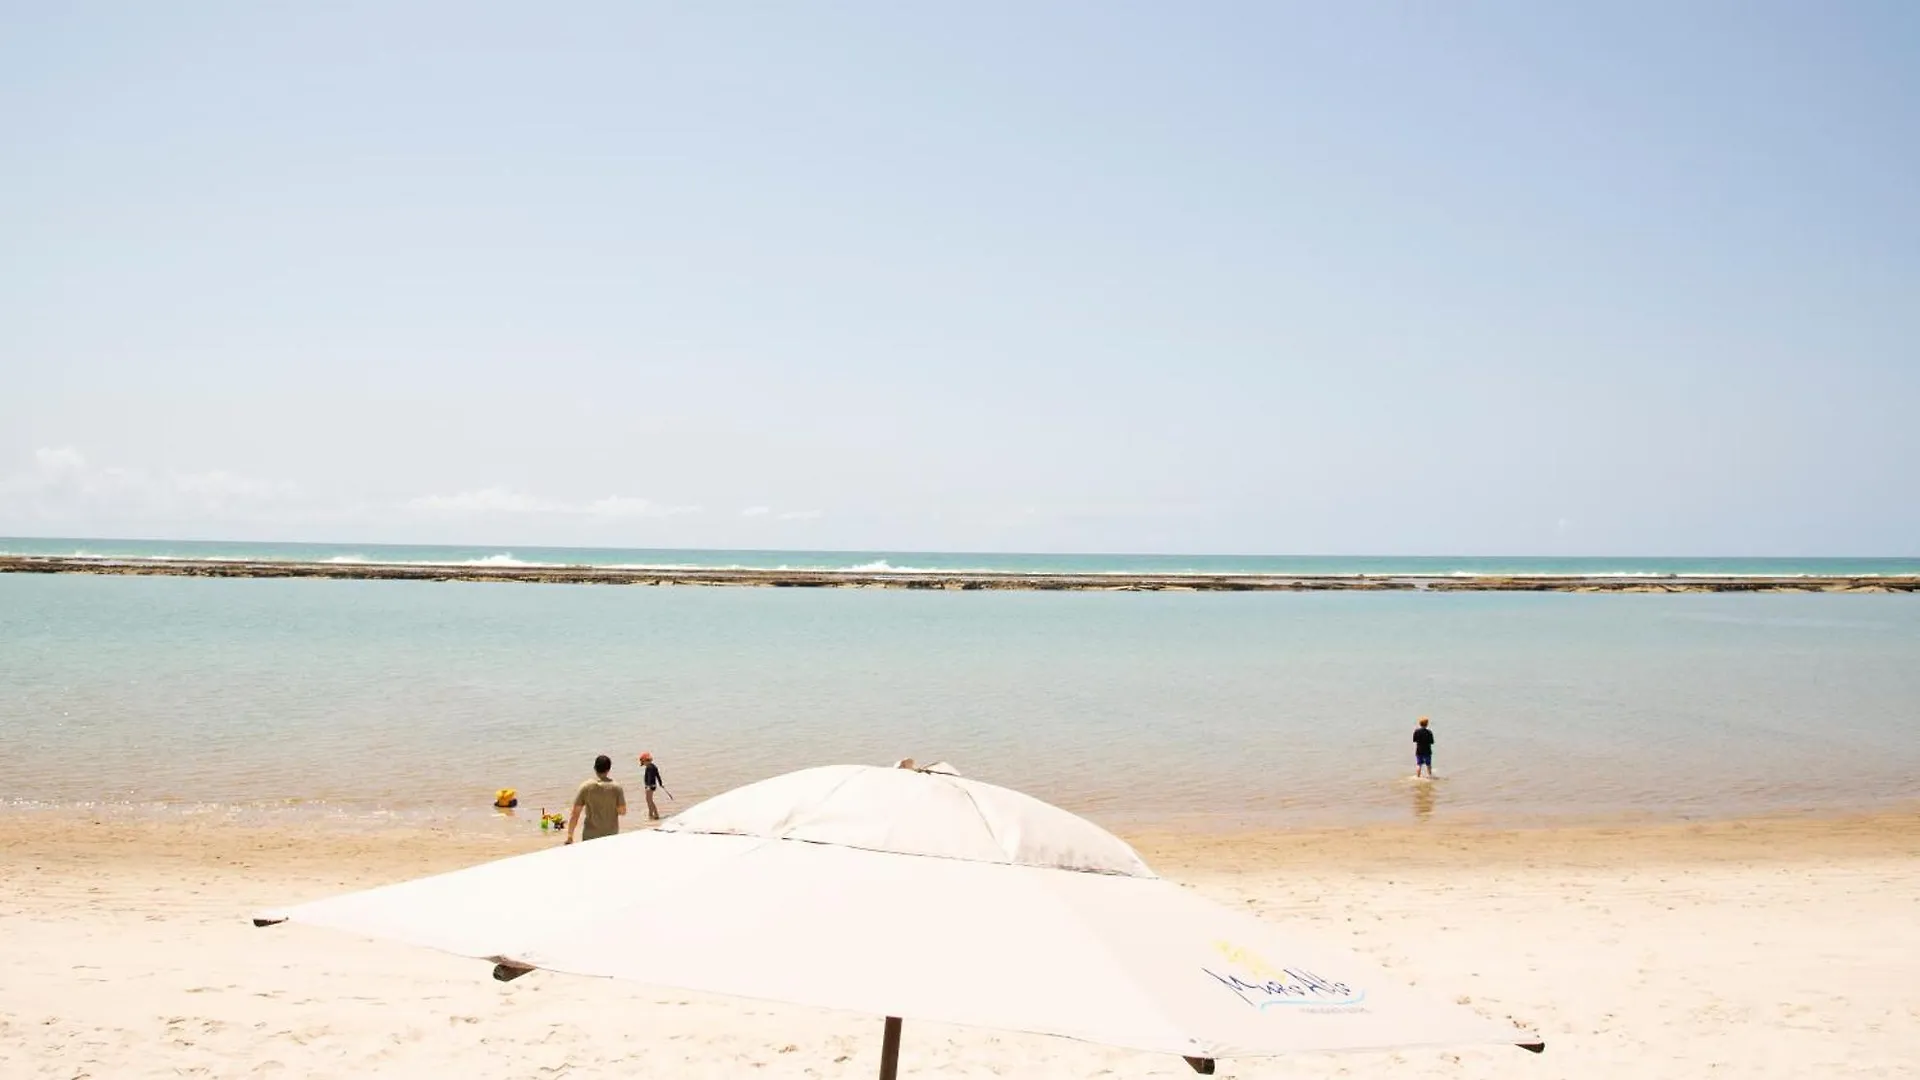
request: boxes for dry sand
[3,810,1916,1078]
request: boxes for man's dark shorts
[1415,748,1433,766]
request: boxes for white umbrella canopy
[255,764,1542,1075]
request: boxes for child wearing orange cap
[636,752,664,821]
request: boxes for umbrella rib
[950,782,999,858]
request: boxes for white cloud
[740,506,771,518]
[585,495,698,519]
[406,487,550,515]
[32,446,87,477]
[405,487,701,519]
[171,470,296,501]
[0,447,297,518]
[0,448,767,540]
[778,509,824,521]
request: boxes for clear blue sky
[3,2,1915,553]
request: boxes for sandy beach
[4,810,1916,1078]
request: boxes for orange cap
[638,752,653,762]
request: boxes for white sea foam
[460,553,534,567]
[604,562,757,572]
[371,553,549,568]
[1446,570,1673,579]
[802,559,977,574]
[325,553,559,569]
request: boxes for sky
[2,1,1916,555]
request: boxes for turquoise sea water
[3,565,1917,831]
[4,536,1919,577]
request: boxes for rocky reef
[3,556,1915,593]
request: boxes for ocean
[4,541,1917,833]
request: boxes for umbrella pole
[878,1016,902,1080]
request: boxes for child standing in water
[636,752,665,821]
[1413,717,1436,778]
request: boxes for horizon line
[2,533,1917,562]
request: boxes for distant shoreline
[5,554,1917,592]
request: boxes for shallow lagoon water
[3,572,1916,830]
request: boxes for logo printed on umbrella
[1203,941,1367,1011]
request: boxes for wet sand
[4,809,1916,1077]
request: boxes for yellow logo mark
[1210,940,1281,980]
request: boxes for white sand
[3,812,1916,1078]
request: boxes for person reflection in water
[1412,777,1436,821]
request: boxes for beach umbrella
[253,764,1543,1075]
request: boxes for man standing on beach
[637,751,664,821]
[1413,716,1436,778]
[565,754,625,843]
